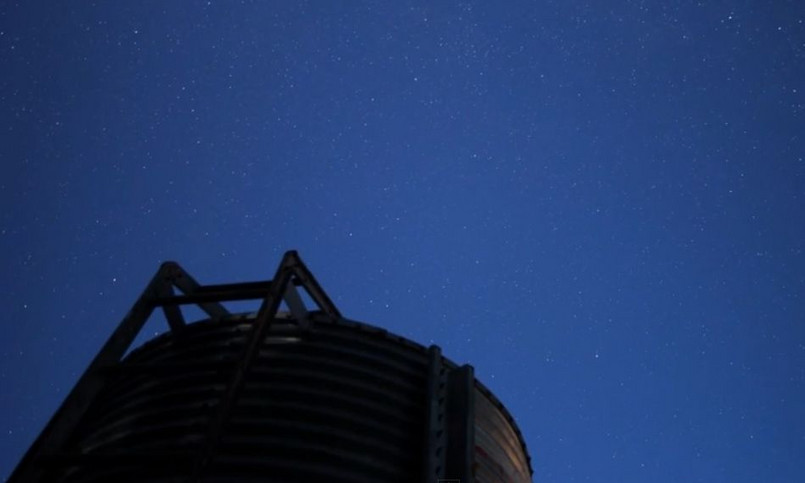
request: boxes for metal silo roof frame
[9,250,517,482]
[9,250,340,483]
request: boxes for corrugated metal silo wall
[38,315,531,483]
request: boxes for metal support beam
[189,250,340,481]
[285,251,341,319]
[446,364,476,483]
[9,250,341,483]
[283,283,310,329]
[8,264,168,483]
[156,278,186,332]
[155,288,266,305]
[423,345,447,482]
[161,262,230,319]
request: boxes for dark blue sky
[2,1,804,481]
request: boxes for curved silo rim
[121,310,534,477]
[329,314,534,478]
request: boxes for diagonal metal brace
[8,263,174,483]
[160,262,229,320]
[189,250,340,480]
[10,251,339,483]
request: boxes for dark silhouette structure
[10,251,533,482]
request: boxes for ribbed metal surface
[39,314,531,482]
[474,385,532,482]
[10,252,533,482]
[44,317,425,482]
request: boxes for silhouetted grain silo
[10,251,533,482]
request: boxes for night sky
[2,1,804,482]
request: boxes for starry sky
[2,1,804,482]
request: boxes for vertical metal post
[423,345,448,482]
[446,364,476,483]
